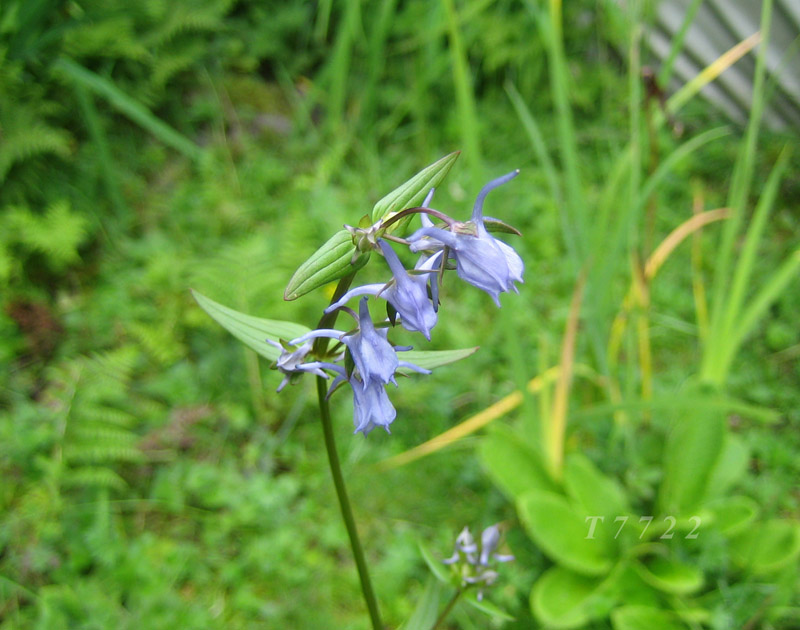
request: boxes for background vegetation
[1,0,798,628]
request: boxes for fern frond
[62,467,127,491]
[64,443,143,465]
[5,200,88,269]
[0,123,72,182]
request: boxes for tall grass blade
[441,0,482,180]
[505,80,579,266]
[721,250,800,381]
[74,85,128,221]
[665,32,762,119]
[636,126,730,216]
[547,271,585,480]
[657,0,704,87]
[703,0,773,382]
[691,184,710,341]
[608,209,729,369]
[324,0,361,132]
[538,0,586,256]
[717,147,790,363]
[55,58,204,161]
[628,6,643,256]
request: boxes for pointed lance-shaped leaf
[284,229,369,301]
[192,290,310,360]
[371,151,460,227]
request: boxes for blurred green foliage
[1,0,799,628]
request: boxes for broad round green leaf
[564,453,629,522]
[518,490,614,576]
[704,432,750,500]
[531,566,607,629]
[658,403,726,515]
[635,557,704,595]
[730,519,800,575]
[612,605,687,630]
[192,290,310,361]
[480,427,558,500]
[708,495,759,536]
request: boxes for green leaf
[658,395,727,515]
[518,490,614,576]
[530,566,606,629]
[708,496,759,536]
[401,577,441,630]
[704,432,750,499]
[192,290,309,361]
[730,519,800,575]
[564,454,629,522]
[399,346,479,372]
[418,540,453,585]
[608,565,662,609]
[612,605,688,630]
[371,152,460,223]
[480,426,558,500]
[463,591,514,621]
[284,229,369,300]
[635,557,704,595]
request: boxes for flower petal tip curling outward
[351,377,396,435]
[269,340,335,391]
[471,169,520,224]
[407,171,524,306]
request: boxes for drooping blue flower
[323,239,438,339]
[290,298,398,389]
[323,360,430,435]
[291,297,431,390]
[351,375,396,434]
[267,340,341,392]
[407,170,524,306]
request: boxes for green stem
[432,587,463,630]
[313,273,382,629]
[316,376,383,629]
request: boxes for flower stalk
[312,274,383,628]
[316,375,383,630]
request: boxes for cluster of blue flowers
[443,524,514,601]
[272,171,524,435]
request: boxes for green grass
[2,1,799,628]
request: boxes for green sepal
[344,346,355,379]
[484,217,522,236]
[387,301,398,326]
[192,290,310,361]
[284,229,369,301]
[372,152,460,227]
